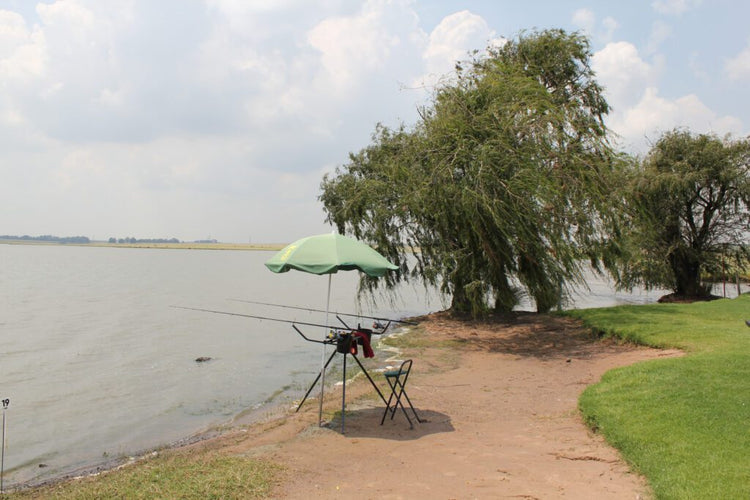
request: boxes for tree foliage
[320,29,624,315]
[618,129,750,297]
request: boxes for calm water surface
[1,244,745,486]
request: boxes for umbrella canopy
[265,232,397,277]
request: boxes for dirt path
[195,313,680,499]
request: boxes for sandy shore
[173,312,679,499]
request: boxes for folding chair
[380,359,422,428]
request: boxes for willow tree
[618,129,750,298]
[320,29,624,315]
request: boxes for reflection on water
[0,244,746,486]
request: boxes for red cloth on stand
[352,331,374,358]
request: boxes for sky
[1,0,748,243]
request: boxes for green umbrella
[265,232,397,276]
[265,232,397,430]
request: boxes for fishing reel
[335,333,354,354]
[324,330,353,353]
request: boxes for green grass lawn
[565,294,750,499]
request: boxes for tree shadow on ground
[422,312,620,361]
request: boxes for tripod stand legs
[349,354,387,405]
[296,350,337,414]
[295,352,387,433]
[341,351,347,433]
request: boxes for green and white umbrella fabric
[265,232,397,428]
[265,232,397,276]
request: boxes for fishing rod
[172,306,354,332]
[173,306,386,345]
[227,299,418,326]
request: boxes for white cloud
[571,8,595,34]
[36,0,95,29]
[593,41,741,152]
[592,42,655,109]
[651,0,702,16]
[418,10,496,87]
[725,41,750,82]
[601,17,619,43]
[0,0,444,240]
[0,1,148,142]
[571,9,619,44]
[96,87,126,108]
[0,9,47,82]
[610,88,742,152]
[205,0,338,22]
[647,20,672,53]
[308,4,406,89]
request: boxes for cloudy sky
[1,0,748,243]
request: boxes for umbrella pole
[319,274,332,426]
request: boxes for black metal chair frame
[380,359,422,428]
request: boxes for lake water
[1,244,746,487]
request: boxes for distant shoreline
[0,239,287,251]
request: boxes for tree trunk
[450,284,472,315]
[669,248,709,297]
[448,262,473,315]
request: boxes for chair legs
[380,359,422,428]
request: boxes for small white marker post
[1,398,9,494]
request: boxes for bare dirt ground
[193,312,681,499]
